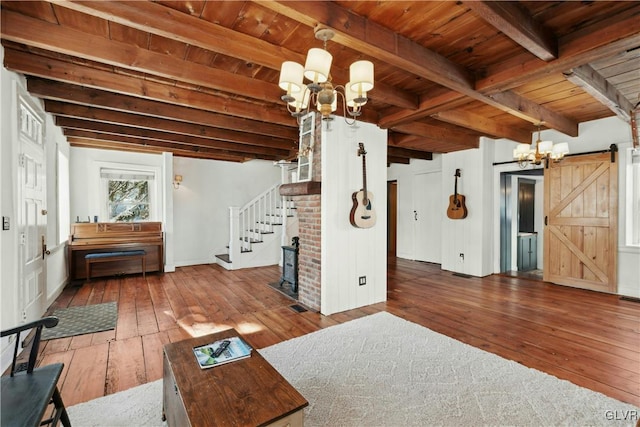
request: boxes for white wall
[44,113,70,304]
[441,139,495,276]
[69,148,281,268]
[388,140,495,277]
[387,156,443,260]
[321,120,388,315]
[172,156,280,267]
[616,141,640,298]
[389,116,639,297]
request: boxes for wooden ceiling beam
[264,1,579,136]
[67,137,246,162]
[477,8,640,94]
[390,122,480,149]
[464,1,557,61]
[378,5,640,136]
[45,1,285,68]
[384,88,577,137]
[389,133,426,147]
[486,91,578,137]
[3,47,295,127]
[44,101,295,150]
[1,10,283,103]
[379,90,468,129]
[262,1,475,94]
[389,132,474,153]
[65,131,280,161]
[564,64,634,122]
[387,146,433,161]
[387,156,410,165]
[431,110,531,144]
[27,78,298,140]
[56,117,291,158]
[2,2,632,160]
[43,0,417,110]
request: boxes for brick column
[295,195,321,310]
[285,113,322,311]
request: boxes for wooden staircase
[215,184,296,270]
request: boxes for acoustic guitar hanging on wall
[446,168,468,220]
[350,143,376,228]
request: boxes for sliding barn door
[543,153,617,292]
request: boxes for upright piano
[68,222,164,281]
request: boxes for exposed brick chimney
[294,195,321,310]
[280,113,322,311]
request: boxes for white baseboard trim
[173,259,213,268]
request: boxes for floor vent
[620,296,640,303]
[289,304,308,313]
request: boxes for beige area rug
[67,312,639,426]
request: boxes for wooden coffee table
[163,329,308,426]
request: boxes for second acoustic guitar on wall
[446,168,468,220]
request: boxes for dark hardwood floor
[38,258,639,408]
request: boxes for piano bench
[85,250,146,280]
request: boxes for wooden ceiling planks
[0,0,638,163]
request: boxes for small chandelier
[278,28,374,125]
[513,123,569,168]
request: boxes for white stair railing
[228,184,294,265]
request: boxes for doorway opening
[499,169,543,280]
[387,180,397,256]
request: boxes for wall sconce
[173,174,183,189]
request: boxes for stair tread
[249,229,275,234]
[240,237,263,243]
[215,253,231,263]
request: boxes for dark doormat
[267,281,298,301]
[41,302,118,340]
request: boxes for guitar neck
[362,153,368,201]
[454,176,458,198]
[453,169,461,199]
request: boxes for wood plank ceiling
[1,1,639,164]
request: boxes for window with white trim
[101,168,155,222]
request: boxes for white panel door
[413,172,442,263]
[17,92,47,321]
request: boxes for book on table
[193,336,252,369]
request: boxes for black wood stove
[279,236,299,293]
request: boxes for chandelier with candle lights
[278,28,374,125]
[513,123,569,168]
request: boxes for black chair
[1,316,71,426]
